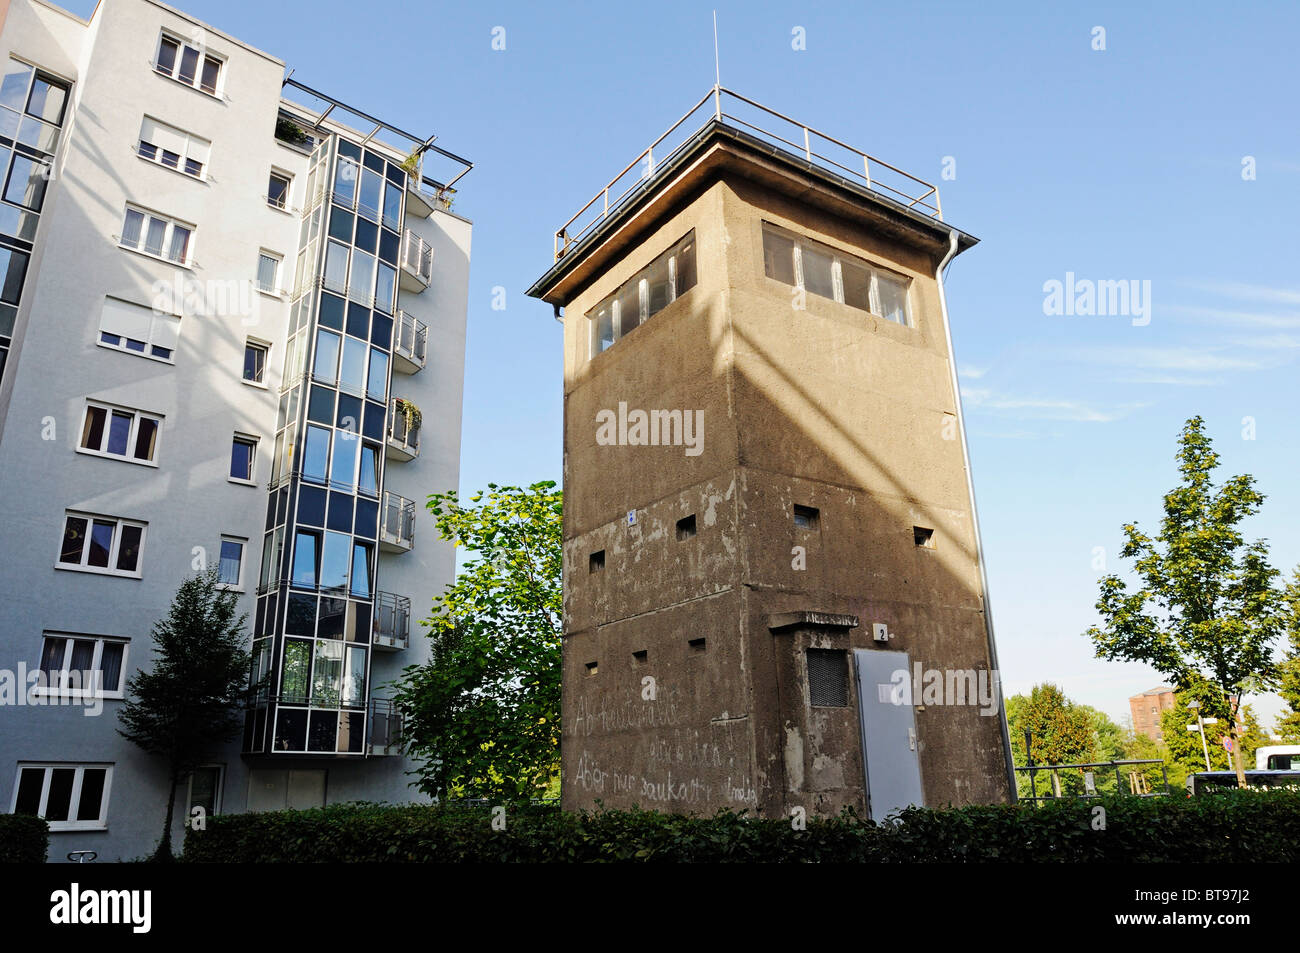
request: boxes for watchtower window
[588,230,697,357]
[793,505,819,530]
[761,222,911,326]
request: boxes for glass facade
[245,134,412,757]
[0,57,68,382]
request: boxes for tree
[1276,570,1300,743]
[1006,683,1096,797]
[1085,417,1287,788]
[118,571,249,861]
[394,481,562,801]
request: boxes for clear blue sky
[69,0,1299,729]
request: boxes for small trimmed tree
[118,571,249,861]
[1086,417,1287,788]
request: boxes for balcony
[368,698,402,756]
[400,229,433,292]
[386,397,421,461]
[380,491,415,553]
[373,591,410,651]
[393,311,428,373]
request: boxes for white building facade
[0,0,471,861]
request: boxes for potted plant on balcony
[393,397,422,434]
[401,148,421,177]
[274,116,311,149]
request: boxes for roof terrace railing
[553,86,943,261]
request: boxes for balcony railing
[373,591,411,651]
[380,491,415,552]
[393,310,428,373]
[553,85,943,261]
[386,397,420,461]
[400,229,433,291]
[369,697,402,756]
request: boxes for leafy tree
[118,571,249,861]
[1006,683,1097,798]
[394,481,562,801]
[1086,417,1287,788]
[1276,570,1300,743]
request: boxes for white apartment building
[0,0,472,861]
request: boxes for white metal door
[854,648,924,821]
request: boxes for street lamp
[1185,701,1217,771]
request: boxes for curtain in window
[39,637,65,678]
[99,642,124,693]
[257,255,277,291]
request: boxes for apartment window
[11,764,112,831]
[230,435,256,483]
[137,117,210,179]
[256,252,281,294]
[350,541,372,598]
[217,537,245,588]
[78,401,161,464]
[0,57,69,160]
[58,512,145,576]
[762,223,912,326]
[119,205,193,265]
[37,633,127,697]
[588,230,697,357]
[268,171,291,210]
[358,443,380,497]
[97,297,180,361]
[291,530,320,588]
[186,766,223,822]
[243,340,267,384]
[155,33,223,96]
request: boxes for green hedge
[0,813,49,863]
[183,790,1300,863]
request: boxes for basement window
[807,649,849,707]
[913,526,935,549]
[793,505,819,530]
[676,515,697,540]
[589,550,605,573]
[688,637,706,654]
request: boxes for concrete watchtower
[527,88,1015,819]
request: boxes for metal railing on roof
[280,76,473,192]
[554,85,943,261]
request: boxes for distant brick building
[1130,687,1176,741]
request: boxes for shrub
[183,790,1300,863]
[0,813,50,863]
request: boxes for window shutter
[187,133,211,165]
[139,116,187,156]
[151,312,181,351]
[99,297,152,341]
